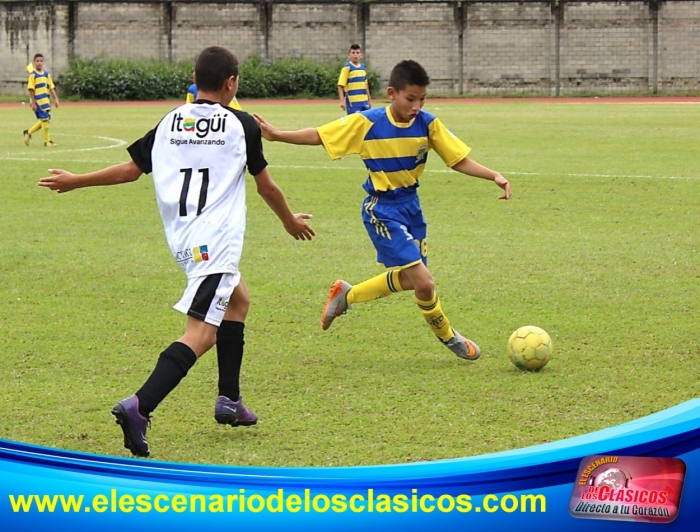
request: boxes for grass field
[0,99,698,466]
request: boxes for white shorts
[173,272,240,326]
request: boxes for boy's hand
[38,169,79,193]
[284,213,315,241]
[339,102,346,111]
[494,173,511,200]
[252,113,279,141]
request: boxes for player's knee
[226,284,250,320]
[186,327,218,357]
[238,291,250,313]
[413,276,435,297]
[200,329,218,354]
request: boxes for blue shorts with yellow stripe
[34,98,51,120]
[346,102,370,115]
[361,191,427,269]
[34,107,51,120]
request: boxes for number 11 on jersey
[179,167,209,216]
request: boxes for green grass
[0,100,698,467]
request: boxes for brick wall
[1,0,699,96]
[560,1,651,94]
[269,3,357,62]
[74,3,166,61]
[465,2,553,94]
[658,1,700,91]
[172,3,262,64]
[367,3,459,91]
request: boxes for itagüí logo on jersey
[173,245,209,264]
[170,112,227,138]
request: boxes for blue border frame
[2,399,699,530]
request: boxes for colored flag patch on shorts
[193,245,209,262]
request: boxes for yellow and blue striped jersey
[186,83,197,103]
[317,106,471,196]
[186,83,243,110]
[228,97,243,111]
[27,69,55,112]
[337,62,369,106]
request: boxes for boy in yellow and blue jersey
[337,44,371,114]
[186,82,242,110]
[185,82,198,103]
[255,60,511,360]
[24,53,60,147]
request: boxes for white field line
[0,135,128,161]
[3,146,696,181]
[267,164,698,181]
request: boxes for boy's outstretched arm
[452,157,511,200]
[28,88,37,112]
[37,161,143,193]
[337,85,346,111]
[252,113,322,145]
[253,167,315,241]
[50,87,60,108]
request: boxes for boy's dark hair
[194,46,239,92]
[349,44,362,51]
[389,60,430,91]
[33,53,44,60]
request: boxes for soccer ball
[507,325,553,371]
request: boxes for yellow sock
[28,120,42,135]
[347,270,404,305]
[416,292,454,341]
[40,120,51,143]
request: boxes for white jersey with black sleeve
[127,100,267,280]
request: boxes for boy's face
[33,57,44,71]
[349,49,363,63]
[387,84,427,123]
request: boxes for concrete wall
[560,1,651,94]
[172,2,263,64]
[658,1,700,91]
[1,0,699,96]
[367,3,460,91]
[465,2,554,94]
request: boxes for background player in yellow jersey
[337,44,371,114]
[24,53,60,147]
[186,82,242,110]
[255,60,510,360]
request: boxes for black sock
[135,342,197,416]
[217,321,245,400]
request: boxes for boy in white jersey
[255,60,510,361]
[38,46,315,457]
